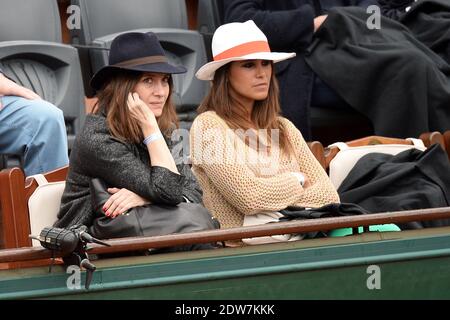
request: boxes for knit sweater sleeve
[280,117,340,207]
[190,112,305,215]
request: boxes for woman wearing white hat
[190,21,339,242]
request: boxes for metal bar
[1,207,450,263]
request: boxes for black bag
[279,203,369,239]
[88,179,220,250]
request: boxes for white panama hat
[195,20,296,81]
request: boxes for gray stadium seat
[71,0,208,130]
[0,0,86,154]
[198,0,224,33]
[197,0,224,62]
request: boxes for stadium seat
[0,0,86,152]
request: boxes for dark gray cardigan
[55,113,202,228]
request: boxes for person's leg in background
[0,96,69,176]
[311,73,351,110]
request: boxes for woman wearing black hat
[55,32,203,230]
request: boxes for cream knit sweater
[190,111,340,229]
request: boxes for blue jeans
[0,96,69,176]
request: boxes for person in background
[0,69,68,176]
[225,0,450,139]
[223,0,379,140]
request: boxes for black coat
[400,0,450,65]
[224,0,378,139]
[56,112,202,228]
[305,6,450,138]
[378,0,415,20]
[338,144,450,229]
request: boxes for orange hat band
[213,41,271,61]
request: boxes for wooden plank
[346,136,413,147]
[1,206,450,264]
[429,131,446,150]
[324,135,417,170]
[307,141,326,169]
[0,166,69,250]
[0,168,29,248]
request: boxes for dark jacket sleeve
[377,0,414,20]
[76,116,184,205]
[224,0,315,51]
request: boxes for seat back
[0,0,61,42]
[71,0,188,45]
[197,0,224,62]
[27,175,66,247]
[0,166,68,249]
[325,136,426,189]
[0,0,85,151]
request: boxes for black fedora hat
[90,32,187,91]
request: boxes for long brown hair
[198,62,294,155]
[92,71,178,144]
